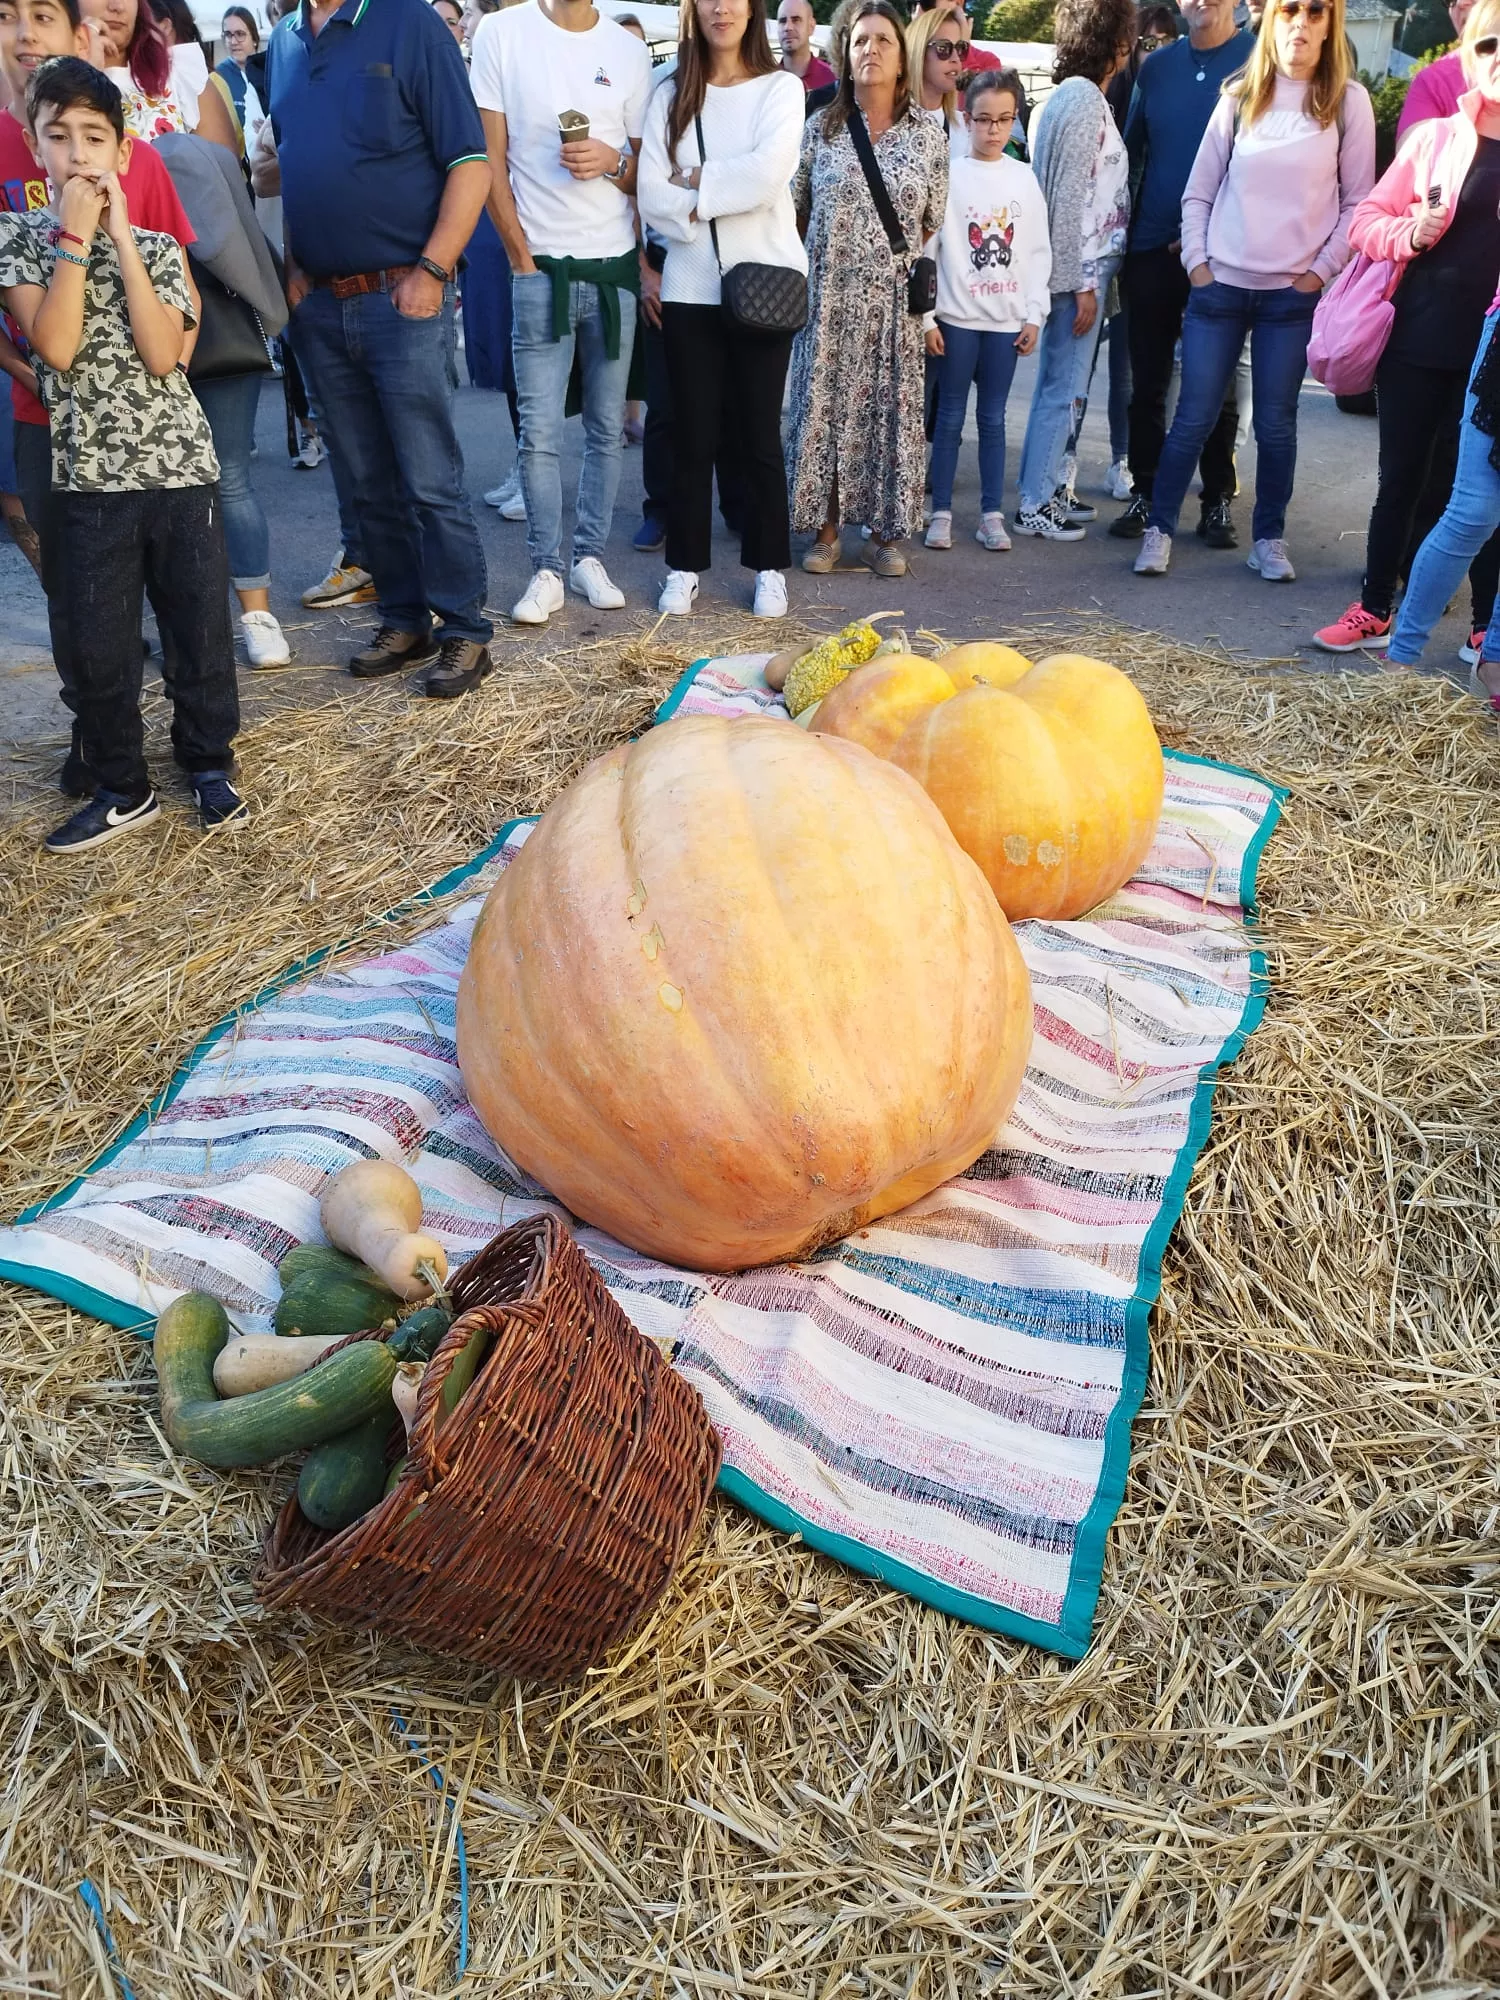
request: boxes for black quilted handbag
[694,113,808,337]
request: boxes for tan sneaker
[801,536,841,574]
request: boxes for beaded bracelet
[55,247,87,267]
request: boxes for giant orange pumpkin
[811,649,1164,921]
[456,715,1033,1272]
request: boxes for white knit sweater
[637,70,808,307]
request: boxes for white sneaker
[511,568,564,625]
[976,511,1011,552]
[1248,537,1296,582]
[1106,458,1133,501]
[658,569,699,616]
[240,609,292,667]
[1134,526,1172,576]
[925,510,953,550]
[753,569,788,619]
[295,430,325,470]
[499,488,527,522]
[569,556,625,609]
[484,473,520,510]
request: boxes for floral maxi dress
[786,109,947,544]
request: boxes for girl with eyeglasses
[1314,0,1500,683]
[923,69,1049,554]
[1132,0,1375,582]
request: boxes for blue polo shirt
[266,0,487,279]
[1124,31,1254,255]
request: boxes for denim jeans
[192,372,270,589]
[1148,279,1317,543]
[290,284,490,641]
[1388,310,1500,666]
[511,271,636,576]
[930,323,1019,514]
[1017,256,1119,512]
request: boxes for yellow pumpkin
[456,715,1033,1272]
[813,650,1164,923]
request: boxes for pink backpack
[1307,252,1402,397]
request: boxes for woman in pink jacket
[1313,0,1500,656]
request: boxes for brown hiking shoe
[348,625,437,678]
[423,638,493,699]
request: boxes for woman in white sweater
[638,0,807,620]
[924,70,1050,553]
[1133,0,1374,582]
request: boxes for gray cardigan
[153,132,288,337]
[1030,75,1117,298]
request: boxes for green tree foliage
[980,0,1057,40]
[1360,67,1410,175]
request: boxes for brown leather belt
[317,264,414,300]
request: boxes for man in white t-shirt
[471,0,651,624]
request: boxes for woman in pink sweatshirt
[1131,0,1374,584]
[1313,0,1500,658]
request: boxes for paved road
[0,357,1475,795]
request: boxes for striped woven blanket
[0,655,1283,1656]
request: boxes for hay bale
[1,619,1496,1995]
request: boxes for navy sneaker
[44,789,159,855]
[192,771,248,828]
[632,514,666,553]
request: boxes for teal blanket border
[0,658,1287,1659]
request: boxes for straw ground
[1,620,1496,1996]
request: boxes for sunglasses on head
[1476,31,1500,53]
[1277,2,1328,17]
[929,36,971,57]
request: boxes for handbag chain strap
[847,105,910,263]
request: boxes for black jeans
[1366,349,1500,624]
[662,303,792,573]
[641,305,748,532]
[15,416,74,715]
[1124,245,1238,507]
[61,484,238,800]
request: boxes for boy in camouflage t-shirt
[0,57,243,853]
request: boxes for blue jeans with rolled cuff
[1148,278,1316,544]
[290,283,491,642]
[1388,309,1500,667]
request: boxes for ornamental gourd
[811,647,1164,922]
[455,715,1033,1272]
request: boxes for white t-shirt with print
[1079,109,1128,288]
[470,0,652,260]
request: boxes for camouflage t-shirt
[0,208,219,494]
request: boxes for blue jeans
[290,284,490,642]
[192,372,270,590]
[511,271,636,576]
[1148,279,1316,543]
[1017,258,1119,512]
[1388,310,1500,666]
[931,323,1019,514]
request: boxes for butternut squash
[319,1160,448,1303]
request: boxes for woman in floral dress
[788,0,947,577]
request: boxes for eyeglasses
[1475,31,1500,52]
[1277,2,1328,18]
[970,110,1014,125]
[928,36,970,57]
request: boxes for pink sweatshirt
[1180,72,1377,289]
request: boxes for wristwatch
[611,144,631,182]
[417,255,452,284]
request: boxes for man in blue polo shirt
[266,0,494,697]
[1108,0,1253,551]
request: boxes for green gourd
[273,1243,400,1340]
[297,1408,395,1531]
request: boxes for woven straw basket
[258,1214,722,1680]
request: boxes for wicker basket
[257,1214,721,1680]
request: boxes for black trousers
[1124,245,1238,507]
[661,303,792,573]
[641,306,749,531]
[61,484,239,800]
[1365,349,1500,624]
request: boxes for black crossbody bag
[693,112,808,336]
[846,105,937,318]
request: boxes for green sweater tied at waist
[532,249,640,361]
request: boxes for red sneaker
[1313,602,1392,653]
